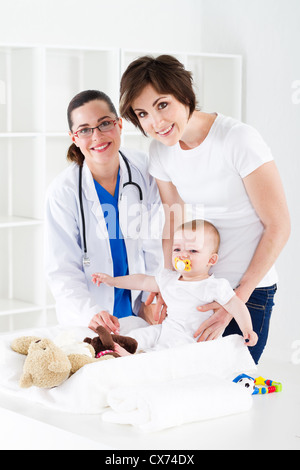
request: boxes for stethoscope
[79,151,143,267]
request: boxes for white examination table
[0,319,299,450]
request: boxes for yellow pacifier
[175,257,192,272]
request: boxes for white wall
[0,0,298,361]
[0,0,202,52]
[200,0,300,361]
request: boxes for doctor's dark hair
[67,90,118,167]
[120,55,197,136]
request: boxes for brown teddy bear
[84,325,138,358]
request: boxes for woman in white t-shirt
[119,55,291,364]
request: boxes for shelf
[0,136,45,220]
[45,47,120,134]
[0,224,45,311]
[186,54,242,119]
[0,299,44,316]
[0,46,43,133]
[0,216,43,229]
[0,133,69,138]
[45,136,71,187]
[0,43,243,333]
[120,50,242,120]
[0,133,42,138]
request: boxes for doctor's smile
[90,142,112,153]
[70,100,123,173]
[46,89,163,333]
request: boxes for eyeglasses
[73,119,118,139]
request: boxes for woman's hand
[243,330,258,347]
[138,302,159,325]
[194,302,233,342]
[144,292,168,324]
[89,310,120,334]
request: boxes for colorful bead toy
[254,376,283,394]
[233,374,282,395]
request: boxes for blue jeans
[223,284,277,364]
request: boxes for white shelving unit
[0,44,242,333]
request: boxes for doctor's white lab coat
[45,148,163,327]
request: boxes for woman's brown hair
[67,90,118,166]
[120,55,196,136]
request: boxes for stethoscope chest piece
[83,254,91,267]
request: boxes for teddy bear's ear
[19,371,34,388]
[95,326,115,349]
[11,337,41,355]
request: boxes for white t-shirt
[149,114,278,289]
[156,268,235,340]
[128,269,235,351]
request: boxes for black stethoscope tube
[121,151,143,201]
[78,160,89,264]
[78,151,143,266]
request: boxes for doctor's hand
[193,302,233,342]
[89,311,120,335]
[144,292,168,324]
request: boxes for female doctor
[45,90,163,333]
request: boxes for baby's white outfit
[128,269,235,352]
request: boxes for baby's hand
[243,330,258,347]
[92,273,114,287]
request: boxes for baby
[92,219,258,355]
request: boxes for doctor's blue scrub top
[94,170,133,318]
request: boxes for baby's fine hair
[177,219,220,253]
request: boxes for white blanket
[103,374,253,432]
[0,318,256,429]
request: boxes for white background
[0,0,299,361]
